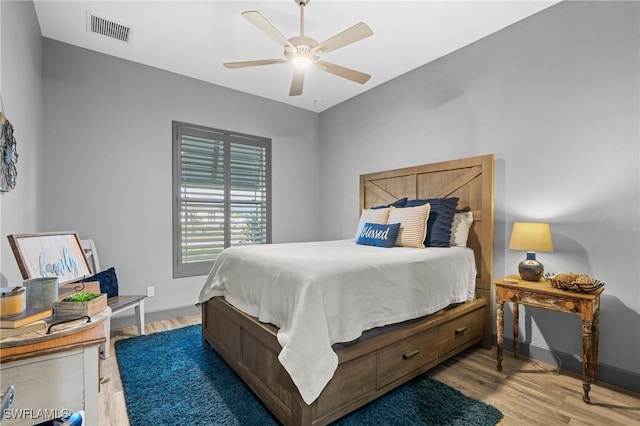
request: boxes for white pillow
[388,203,431,248]
[450,212,473,247]
[354,207,391,241]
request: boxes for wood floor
[99,315,640,426]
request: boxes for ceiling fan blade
[289,68,305,96]
[224,59,286,69]
[242,11,295,50]
[315,61,371,84]
[311,22,373,55]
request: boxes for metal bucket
[23,277,59,309]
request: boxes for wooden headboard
[359,154,495,312]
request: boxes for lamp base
[518,251,544,281]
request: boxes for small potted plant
[53,290,107,319]
[63,291,102,303]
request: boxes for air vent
[86,12,133,43]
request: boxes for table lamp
[508,222,554,281]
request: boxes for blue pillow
[371,198,408,209]
[405,197,459,247]
[356,222,401,248]
[84,267,119,298]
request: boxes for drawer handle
[402,349,420,360]
[455,327,468,335]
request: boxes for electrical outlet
[147,286,155,297]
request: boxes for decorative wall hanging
[0,95,19,192]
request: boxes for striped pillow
[354,207,391,241]
[388,203,431,248]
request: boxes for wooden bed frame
[202,154,495,425]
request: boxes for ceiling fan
[224,0,373,96]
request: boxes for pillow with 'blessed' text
[356,222,401,248]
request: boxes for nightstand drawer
[438,307,484,356]
[377,329,438,388]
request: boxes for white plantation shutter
[173,122,271,278]
[229,140,269,246]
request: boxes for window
[172,121,271,278]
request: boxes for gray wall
[42,39,320,314]
[4,0,638,391]
[319,0,639,386]
[0,1,44,285]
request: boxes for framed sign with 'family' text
[7,232,92,285]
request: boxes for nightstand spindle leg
[496,300,504,371]
[513,302,519,358]
[592,311,600,382]
[582,319,593,403]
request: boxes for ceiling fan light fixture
[292,55,313,69]
[224,0,373,96]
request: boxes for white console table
[0,309,108,426]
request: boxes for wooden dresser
[0,309,108,425]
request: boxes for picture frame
[7,232,93,286]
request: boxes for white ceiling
[33,0,560,113]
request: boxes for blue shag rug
[115,325,503,426]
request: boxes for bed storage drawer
[437,306,484,356]
[376,329,438,388]
[316,352,377,419]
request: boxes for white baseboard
[110,304,200,330]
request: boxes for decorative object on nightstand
[508,222,553,281]
[544,272,605,293]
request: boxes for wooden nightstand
[495,275,603,403]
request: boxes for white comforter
[197,239,477,404]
